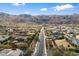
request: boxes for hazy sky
[0,3,79,15]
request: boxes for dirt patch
[54,39,75,49]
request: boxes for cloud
[25,11,30,14]
[12,3,25,6]
[40,8,47,11]
[53,4,74,11]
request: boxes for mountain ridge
[0,12,79,24]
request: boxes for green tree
[23,49,33,56]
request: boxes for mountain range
[0,12,79,24]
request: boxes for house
[52,31,64,40]
[0,35,9,42]
[0,49,22,56]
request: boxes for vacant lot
[54,39,75,49]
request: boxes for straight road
[33,27,47,56]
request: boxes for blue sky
[0,3,79,15]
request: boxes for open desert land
[53,39,75,49]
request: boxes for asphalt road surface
[33,27,47,56]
